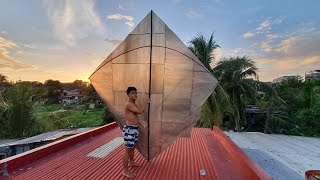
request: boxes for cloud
[241,17,283,39]
[107,14,134,28]
[218,22,320,82]
[256,34,280,52]
[0,37,36,71]
[185,9,202,19]
[1,31,6,34]
[117,2,134,10]
[22,44,36,49]
[273,35,320,58]
[16,51,24,55]
[125,21,134,28]
[259,28,320,58]
[241,32,255,39]
[255,55,320,81]
[104,38,121,45]
[252,25,320,81]
[43,0,104,46]
[107,14,133,21]
[256,20,271,34]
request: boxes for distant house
[60,90,85,104]
[305,70,320,81]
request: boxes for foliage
[44,79,62,103]
[264,79,320,136]
[0,79,112,139]
[256,82,289,134]
[188,33,236,130]
[188,33,220,71]
[62,80,88,93]
[1,84,46,138]
[103,107,115,124]
[199,84,240,129]
[0,73,12,91]
[214,56,258,127]
[0,93,11,138]
[33,104,106,130]
[83,83,100,103]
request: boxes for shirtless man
[122,87,149,178]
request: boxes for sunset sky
[1,0,320,83]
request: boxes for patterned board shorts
[122,124,139,148]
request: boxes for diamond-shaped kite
[89,11,218,160]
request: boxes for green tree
[72,80,88,92]
[44,79,62,103]
[0,93,11,138]
[199,84,240,129]
[103,107,115,124]
[257,83,289,134]
[0,73,12,91]
[4,84,45,138]
[214,56,258,127]
[188,33,239,130]
[274,79,320,136]
[189,33,220,71]
[16,80,43,88]
[84,83,99,103]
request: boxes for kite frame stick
[147,10,153,161]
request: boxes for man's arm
[126,100,150,114]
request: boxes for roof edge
[0,122,118,173]
[212,127,272,180]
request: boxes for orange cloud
[0,37,35,71]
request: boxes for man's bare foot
[129,161,140,167]
[123,170,136,178]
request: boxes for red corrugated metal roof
[1,126,271,180]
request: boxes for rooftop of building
[0,123,272,179]
[226,131,320,179]
[3,122,318,179]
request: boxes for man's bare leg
[123,148,136,178]
[129,148,140,167]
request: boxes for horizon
[1,0,320,83]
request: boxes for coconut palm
[4,84,45,137]
[189,33,220,71]
[213,56,258,126]
[199,84,240,129]
[188,34,240,130]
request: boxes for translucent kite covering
[89,11,218,160]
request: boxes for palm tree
[199,84,240,129]
[189,33,220,71]
[214,56,258,126]
[188,33,240,130]
[4,84,45,138]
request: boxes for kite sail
[89,11,218,160]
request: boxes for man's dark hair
[126,87,137,95]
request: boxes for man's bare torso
[125,102,139,125]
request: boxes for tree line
[189,33,320,137]
[1,32,319,138]
[0,76,104,138]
